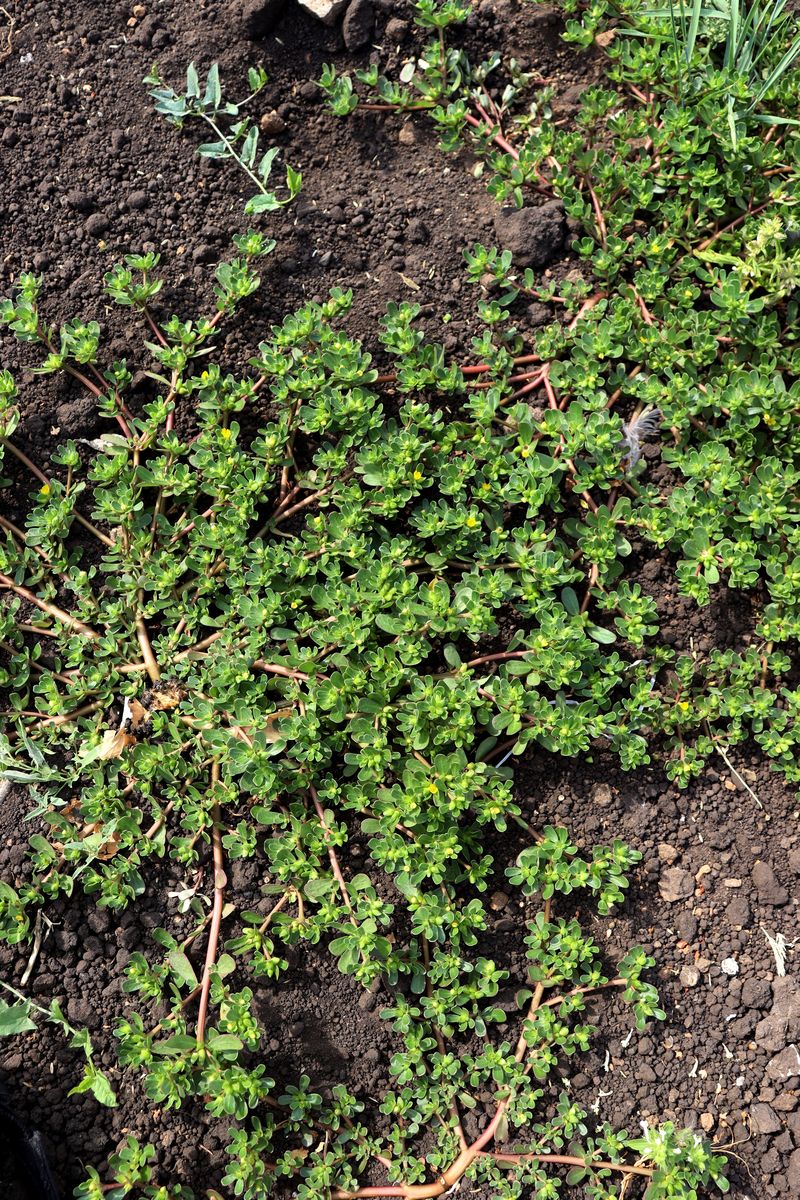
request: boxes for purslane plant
[6,2,800,1193]
[144,62,301,215]
[0,239,731,1197]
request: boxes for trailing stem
[196,761,226,1045]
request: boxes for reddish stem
[196,762,226,1045]
[309,784,353,915]
[0,574,99,638]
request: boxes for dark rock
[752,860,789,906]
[2,128,19,148]
[492,200,567,270]
[85,212,110,237]
[750,1102,782,1135]
[741,977,772,1010]
[766,1045,800,1081]
[725,895,751,928]
[526,302,552,326]
[755,978,800,1053]
[192,244,217,264]
[236,0,287,37]
[384,16,408,41]
[675,911,698,941]
[788,1148,800,1192]
[128,190,149,211]
[66,997,95,1028]
[405,218,428,244]
[66,189,95,213]
[110,129,129,152]
[343,0,375,49]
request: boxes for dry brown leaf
[126,697,151,733]
[595,29,616,47]
[95,726,138,760]
[264,710,287,743]
[82,680,187,764]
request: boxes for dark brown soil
[0,1,798,1198]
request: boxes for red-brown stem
[480,1151,652,1178]
[2,439,114,547]
[0,574,99,638]
[309,783,353,915]
[634,290,655,327]
[63,365,132,438]
[580,564,599,614]
[144,308,169,348]
[696,198,773,252]
[514,897,552,1058]
[464,650,533,669]
[568,293,605,331]
[542,371,559,411]
[169,505,216,543]
[539,976,626,1011]
[135,606,160,682]
[31,699,104,729]
[332,1101,510,1199]
[377,354,542,388]
[196,761,225,1045]
[272,484,302,518]
[119,631,224,673]
[587,183,607,248]
[0,516,58,574]
[464,109,519,160]
[272,481,338,526]
[253,660,313,681]
[605,364,642,410]
[510,366,547,401]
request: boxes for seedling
[145,62,301,215]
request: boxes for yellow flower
[40,483,50,496]
[412,469,423,482]
[519,446,530,458]
[465,515,478,528]
[427,782,438,794]
[220,427,232,439]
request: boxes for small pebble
[721,957,739,976]
[260,110,287,136]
